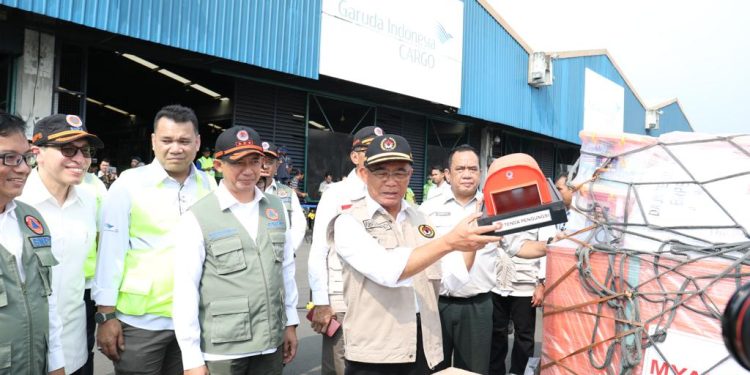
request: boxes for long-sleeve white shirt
[93,160,215,330]
[18,169,97,373]
[492,229,548,297]
[308,168,366,305]
[419,189,497,297]
[333,194,414,288]
[0,200,65,371]
[265,179,305,252]
[173,183,299,370]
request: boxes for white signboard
[583,68,625,132]
[320,0,464,107]
[641,328,745,375]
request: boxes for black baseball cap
[352,126,384,150]
[262,141,280,159]
[364,135,413,167]
[214,126,264,161]
[32,114,104,148]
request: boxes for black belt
[438,292,491,303]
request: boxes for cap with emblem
[214,126,264,160]
[262,141,280,159]
[352,126,384,150]
[32,114,104,148]
[364,135,413,167]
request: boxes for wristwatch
[536,278,546,287]
[94,311,117,324]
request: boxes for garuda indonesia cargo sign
[320,0,464,107]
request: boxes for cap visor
[365,153,413,167]
[46,132,104,148]
[228,149,264,161]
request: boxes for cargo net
[541,132,750,375]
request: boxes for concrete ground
[94,239,542,374]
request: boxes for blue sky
[488,0,750,135]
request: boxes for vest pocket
[210,297,252,344]
[209,236,247,274]
[34,247,57,297]
[0,343,10,371]
[269,232,286,262]
[0,276,6,308]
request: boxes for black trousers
[489,294,536,375]
[344,315,432,375]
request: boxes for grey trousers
[206,348,283,375]
[114,323,182,375]
[434,293,493,375]
[322,312,346,375]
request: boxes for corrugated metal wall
[0,0,321,79]
[460,0,577,144]
[649,102,693,136]
[553,55,646,138]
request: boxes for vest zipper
[14,258,35,373]
[255,238,274,343]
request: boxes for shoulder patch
[24,215,44,235]
[418,224,435,238]
[265,208,280,221]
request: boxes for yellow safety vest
[116,172,214,317]
[198,156,215,178]
[80,173,107,281]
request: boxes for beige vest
[329,197,444,368]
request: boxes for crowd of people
[0,105,574,375]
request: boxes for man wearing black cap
[0,111,64,375]
[259,141,306,252]
[196,147,215,180]
[94,104,216,374]
[20,113,104,374]
[308,125,383,375]
[173,126,299,374]
[330,135,503,374]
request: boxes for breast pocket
[210,297,252,344]
[269,231,286,262]
[34,247,58,296]
[209,236,247,274]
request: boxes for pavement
[94,238,542,374]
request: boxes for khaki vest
[0,201,58,374]
[270,183,295,228]
[330,197,444,368]
[190,192,288,355]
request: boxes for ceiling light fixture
[117,52,225,100]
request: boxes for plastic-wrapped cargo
[541,130,750,374]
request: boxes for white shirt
[308,168,366,305]
[93,160,215,330]
[492,229,547,297]
[318,180,332,194]
[265,179,306,252]
[333,194,414,288]
[419,189,497,297]
[18,169,97,373]
[173,183,299,370]
[0,200,65,371]
[425,181,451,201]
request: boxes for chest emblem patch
[24,215,44,235]
[265,208,280,221]
[418,224,435,238]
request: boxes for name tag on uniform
[207,228,238,241]
[431,211,451,217]
[267,221,285,229]
[363,219,391,231]
[28,235,52,248]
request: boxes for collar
[23,168,83,207]
[216,181,266,211]
[0,199,17,216]
[364,192,409,220]
[147,159,199,186]
[441,188,482,207]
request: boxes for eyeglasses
[48,144,96,158]
[0,152,37,167]
[368,168,411,181]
